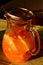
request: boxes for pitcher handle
[30,28,40,56]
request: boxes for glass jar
[2,8,40,63]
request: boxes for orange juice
[2,26,35,63]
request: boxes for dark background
[0,0,43,25]
[0,0,43,11]
[0,0,11,6]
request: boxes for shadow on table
[28,49,43,61]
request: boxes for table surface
[0,45,43,65]
[0,19,43,65]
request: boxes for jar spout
[4,13,21,21]
[4,13,11,19]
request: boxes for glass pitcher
[2,8,40,63]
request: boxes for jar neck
[10,19,32,26]
[6,18,32,31]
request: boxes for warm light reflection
[18,35,29,51]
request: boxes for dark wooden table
[0,45,43,65]
[0,19,43,65]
